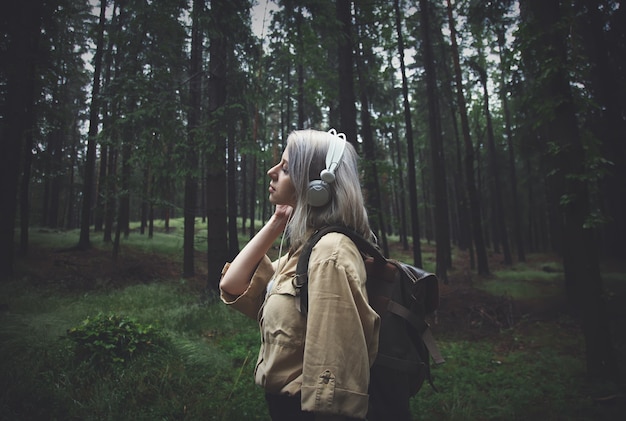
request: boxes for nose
[267,164,278,179]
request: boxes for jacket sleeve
[219,255,275,320]
[300,236,379,419]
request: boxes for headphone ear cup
[320,168,336,183]
[307,180,330,207]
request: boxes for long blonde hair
[285,129,371,250]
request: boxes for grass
[411,321,595,420]
[1,226,624,420]
[462,255,564,301]
[0,278,268,420]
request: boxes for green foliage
[3,231,623,420]
[476,257,564,300]
[583,209,611,230]
[0,278,268,420]
[481,277,561,301]
[388,238,437,273]
[67,313,165,368]
[411,323,594,420]
[1,277,596,420]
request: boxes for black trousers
[265,393,314,421]
[265,393,363,421]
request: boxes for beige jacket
[221,232,380,419]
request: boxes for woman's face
[267,150,297,207]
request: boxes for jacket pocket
[262,278,305,347]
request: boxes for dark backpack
[294,225,444,421]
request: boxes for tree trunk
[0,0,43,280]
[473,60,512,265]
[183,0,203,278]
[47,127,63,228]
[121,128,132,241]
[389,65,409,250]
[247,59,259,239]
[206,0,230,290]
[419,147,432,244]
[113,126,132,259]
[394,0,422,267]
[354,2,389,256]
[248,153,257,239]
[96,2,117,235]
[446,0,489,275]
[66,133,78,229]
[148,199,154,238]
[103,144,117,243]
[579,0,626,259]
[227,122,240,259]
[19,114,36,256]
[77,0,107,250]
[420,0,451,281]
[497,27,525,263]
[451,99,474,264]
[336,0,358,145]
[140,166,149,235]
[295,6,305,128]
[522,0,618,383]
[94,141,108,232]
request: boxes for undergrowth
[0,279,268,420]
[0,281,598,420]
[1,227,623,420]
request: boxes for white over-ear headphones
[307,129,347,207]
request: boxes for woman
[219,129,380,421]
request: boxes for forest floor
[16,236,626,419]
[22,240,572,335]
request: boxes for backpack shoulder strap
[294,225,383,316]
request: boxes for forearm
[219,214,287,296]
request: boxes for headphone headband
[306,128,347,207]
[321,128,347,183]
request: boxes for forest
[1,0,625,418]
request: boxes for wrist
[268,214,289,231]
